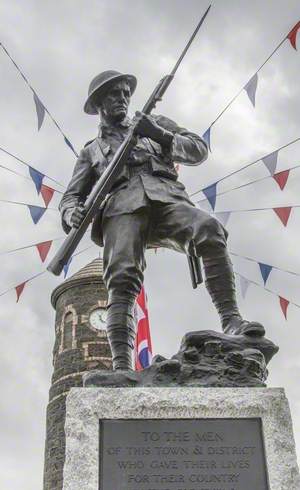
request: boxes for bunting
[273,207,292,227]
[11,271,46,302]
[234,271,299,320]
[240,275,251,299]
[194,165,297,213]
[262,151,278,176]
[33,93,45,130]
[29,166,44,194]
[41,184,55,207]
[1,162,57,205]
[197,199,213,213]
[0,146,65,189]
[205,20,299,131]
[64,137,78,156]
[214,211,231,228]
[244,73,258,107]
[195,205,300,229]
[0,248,93,302]
[202,183,217,210]
[0,43,78,156]
[190,136,300,199]
[258,263,273,285]
[64,257,73,278]
[202,128,211,152]
[273,169,290,190]
[287,21,300,50]
[231,250,300,278]
[36,240,52,262]
[0,238,62,259]
[27,205,47,224]
[15,282,26,302]
[279,296,290,320]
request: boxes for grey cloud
[1,1,300,488]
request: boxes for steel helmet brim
[84,71,137,115]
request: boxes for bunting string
[203,20,300,141]
[0,161,63,195]
[190,135,300,198]
[211,205,300,213]
[231,251,300,278]
[0,43,78,157]
[0,246,94,301]
[0,271,47,301]
[234,271,300,320]
[0,199,59,224]
[0,146,65,188]
[196,162,299,210]
[0,237,63,256]
[0,199,58,211]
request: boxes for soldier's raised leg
[151,201,265,336]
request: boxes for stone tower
[43,258,111,490]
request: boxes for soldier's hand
[133,111,173,148]
[70,206,86,228]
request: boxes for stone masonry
[43,258,111,490]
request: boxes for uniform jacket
[59,114,208,246]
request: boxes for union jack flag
[134,286,153,370]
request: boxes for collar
[98,116,132,137]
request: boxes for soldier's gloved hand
[133,111,173,148]
[65,206,86,229]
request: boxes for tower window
[63,311,73,349]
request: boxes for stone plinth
[63,387,299,490]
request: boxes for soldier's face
[97,80,131,122]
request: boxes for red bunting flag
[15,282,26,302]
[273,207,292,227]
[41,184,55,207]
[279,296,289,319]
[36,240,52,262]
[287,21,300,50]
[273,169,290,190]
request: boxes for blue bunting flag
[258,262,273,285]
[202,127,211,152]
[63,257,73,278]
[202,183,217,211]
[27,205,47,224]
[29,166,44,194]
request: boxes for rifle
[47,5,211,280]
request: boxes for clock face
[89,308,107,330]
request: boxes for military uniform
[60,114,228,303]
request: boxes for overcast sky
[0,1,300,488]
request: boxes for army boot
[203,249,265,337]
[106,300,136,370]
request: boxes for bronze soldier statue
[59,70,265,370]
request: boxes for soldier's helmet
[84,70,137,115]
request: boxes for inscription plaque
[99,418,269,490]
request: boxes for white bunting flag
[214,211,231,228]
[262,150,278,176]
[33,93,45,130]
[244,73,258,107]
[197,200,213,213]
[240,276,250,299]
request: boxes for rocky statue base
[63,387,300,490]
[84,330,279,388]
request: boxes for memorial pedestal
[63,387,299,490]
